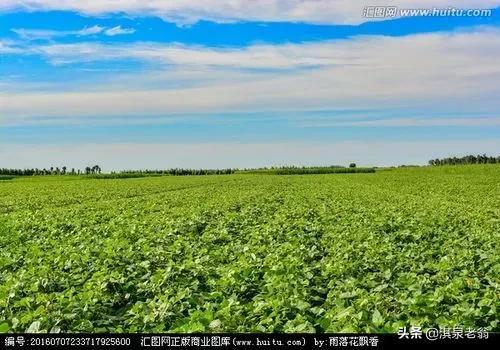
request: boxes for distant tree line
[237,165,374,175]
[120,168,236,176]
[429,154,499,166]
[0,165,101,176]
[110,165,369,177]
[0,164,371,177]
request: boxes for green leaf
[26,321,41,333]
[372,309,384,327]
[0,323,10,333]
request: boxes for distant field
[0,165,498,333]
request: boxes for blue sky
[1,1,500,169]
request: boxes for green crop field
[0,165,499,333]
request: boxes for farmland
[0,165,499,333]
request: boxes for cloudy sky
[1,1,500,169]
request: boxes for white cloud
[78,25,106,36]
[9,25,134,42]
[299,117,500,127]
[6,26,500,71]
[11,28,62,40]
[1,27,500,121]
[21,41,349,68]
[0,1,499,25]
[104,26,136,36]
[1,140,499,170]
[0,40,24,53]
[11,25,105,40]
